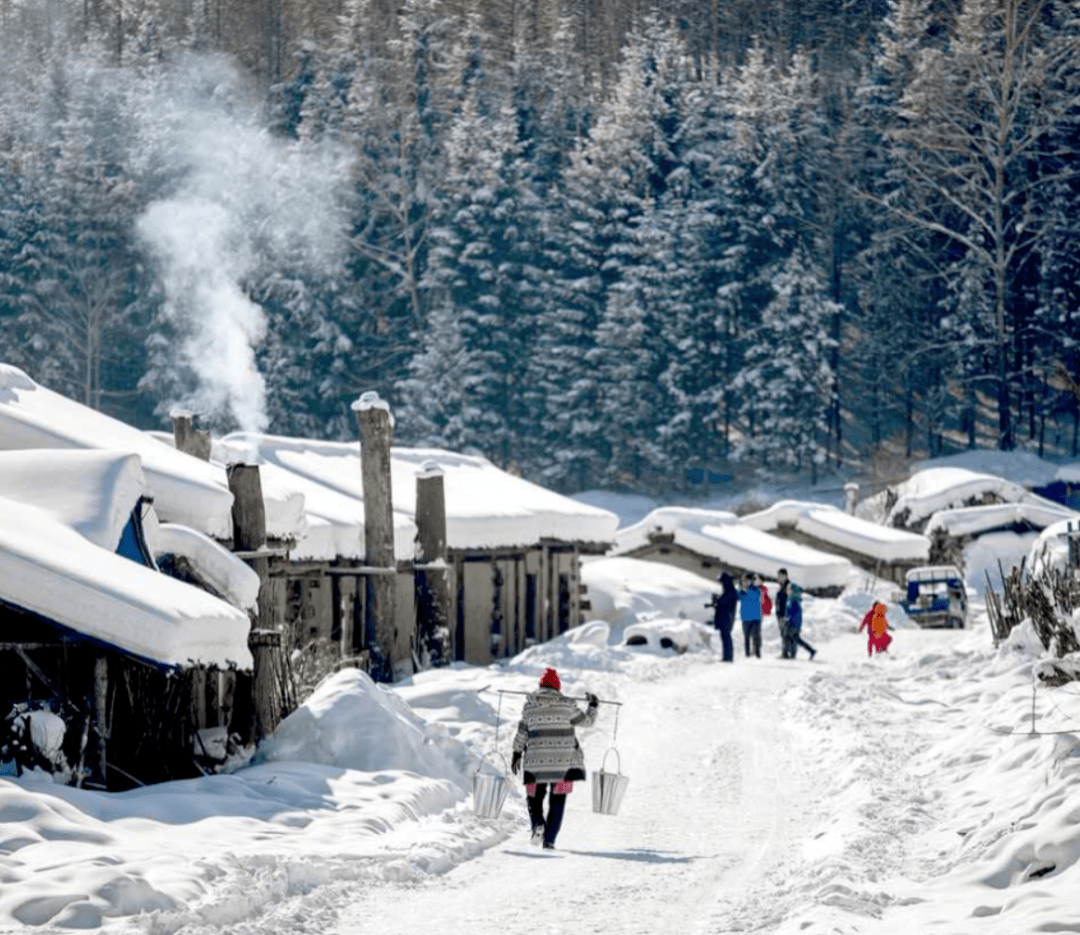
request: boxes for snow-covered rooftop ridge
[0,449,147,552]
[219,432,620,553]
[911,449,1062,489]
[612,506,740,555]
[0,493,252,669]
[145,430,307,542]
[885,466,1061,528]
[610,506,851,589]
[925,501,1078,539]
[720,499,930,564]
[0,365,235,538]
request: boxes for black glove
[511,751,521,775]
[586,692,599,707]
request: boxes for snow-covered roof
[1054,463,1080,484]
[611,507,852,589]
[147,430,306,542]
[911,450,1061,490]
[925,502,1078,539]
[150,523,261,611]
[695,523,852,590]
[0,493,252,669]
[721,499,930,564]
[0,365,235,539]
[0,449,147,552]
[612,507,740,556]
[799,507,930,564]
[885,466,1060,529]
[217,432,620,557]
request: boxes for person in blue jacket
[785,584,817,660]
[738,573,763,658]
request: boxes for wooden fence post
[226,462,284,741]
[92,654,108,786]
[171,409,212,461]
[415,462,451,667]
[352,391,397,683]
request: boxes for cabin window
[525,574,538,643]
[558,573,571,634]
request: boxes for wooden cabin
[0,449,255,790]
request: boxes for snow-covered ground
[3,557,1079,934]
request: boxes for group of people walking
[709,568,816,662]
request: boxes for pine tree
[733,247,840,480]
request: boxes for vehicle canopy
[904,565,964,604]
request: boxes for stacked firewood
[985,558,1080,668]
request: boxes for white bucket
[591,747,630,816]
[471,753,510,819]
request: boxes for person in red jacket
[860,602,892,656]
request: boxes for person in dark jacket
[738,574,763,658]
[710,572,738,662]
[785,584,817,659]
[775,568,792,658]
[511,668,598,849]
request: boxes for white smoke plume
[134,54,351,434]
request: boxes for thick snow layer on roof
[610,507,850,589]
[697,523,853,590]
[152,523,261,610]
[612,507,739,555]
[924,501,1078,539]
[0,449,146,552]
[219,433,619,554]
[214,435,414,561]
[1055,463,1080,483]
[800,507,931,563]
[146,430,307,542]
[0,494,253,668]
[884,466,1052,528]
[911,450,1062,489]
[0,365,234,538]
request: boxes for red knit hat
[539,668,560,690]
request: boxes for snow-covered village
[5,1,1080,934]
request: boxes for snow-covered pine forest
[2,0,1080,494]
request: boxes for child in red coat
[860,602,892,656]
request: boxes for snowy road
[336,654,830,935]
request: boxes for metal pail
[591,747,630,816]
[472,753,510,819]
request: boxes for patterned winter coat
[512,687,597,785]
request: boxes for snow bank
[0,364,236,538]
[0,494,253,668]
[1026,518,1080,578]
[0,448,147,551]
[153,522,261,610]
[581,556,717,631]
[260,669,466,786]
[924,501,1077,539]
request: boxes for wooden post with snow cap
[226,461,283,741]
[844,482,859,515]
[171,408,212,461]
[415,461,451,667]
[353,391,397,683]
